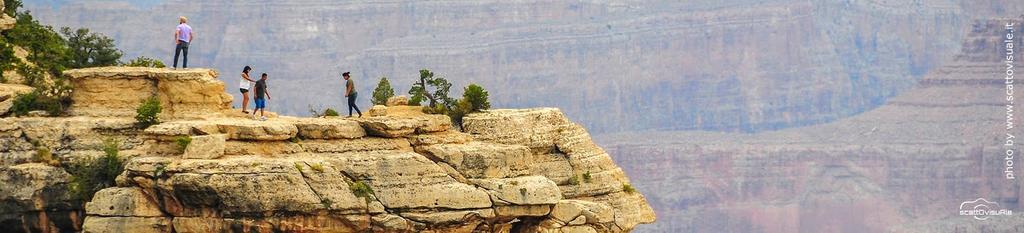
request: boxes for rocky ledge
[0,67,655,233]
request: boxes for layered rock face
[0,67,654,232]
[65,67,233,119]
[27,0,1024,133]
[598,19,1024,232]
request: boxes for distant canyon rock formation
[599,18,1024,232]
[24,0,1023,133]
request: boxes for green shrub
[623,183,636,194]
[174,136,191,154]
[135,97,161,127]
[462,84,490,112]
[310,163,324,173]
[323,108,339,117]
[33,146,59,166]
[10,90,62,116]
[66,139,125,201]
[447,99,472,128]
[294,162,304,172]
[123,56,166,68]
[371,77,394,105]
[567,175,580,185]
[582,171,592,183]
[320,198,333,209]
[349,180,375,202]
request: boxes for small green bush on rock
[174,136,191,154]
[623,183,636,194]
[135,97,161,128]
[66,139,124,201]
[323,108,339,117]
[123,56,166,68]
[11,90,63,116]
[349,180,375,202]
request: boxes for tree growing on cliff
[372,76,394,105]
[62,27,123,68]
[448,84,491,128]
[408,69,454,108]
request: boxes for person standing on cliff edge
[343,72,363,118]
[173,16,194,69]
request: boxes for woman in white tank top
[239,66,255,113]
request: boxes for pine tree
[372,77,395,105]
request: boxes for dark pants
[173,41,189,68]
[347,93,362,116]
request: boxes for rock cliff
[0,67,654,232]
[598,18,1024,232]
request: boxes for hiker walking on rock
[343,72,362,118]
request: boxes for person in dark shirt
[252,73,271,121]
[343,72,362,118]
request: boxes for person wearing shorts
[239,66,255,113]
[252,73,271,120]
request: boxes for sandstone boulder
[65,67,232,119]
[288,117,366,139]
[417,142,532,179]
[385,95,409,106]
[463,108,569,153]
[327,151,492,210]
[181,134,225,159]
[355,114,450,137]
[214,120,297,140]
[84,188,163,217]
[470,176,562,205]
[82,217,172,233]
[368,105,387,116]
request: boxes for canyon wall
[0,67,654,232]
[24,0,1023,133]
[598,18,1024,232]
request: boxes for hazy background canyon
[23,0,1024,232]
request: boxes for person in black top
[252,73,271,120]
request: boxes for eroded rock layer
[0,67,654,232]
[598,18,1024,233]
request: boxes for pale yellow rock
[288,117,366,139]
[215,120,297,140]
[406,130,473,146]
[299,137,412,153]
[223,140,305,156]
[368,105,387,116]
[494,204,552,217]
[418,142,531,179]
[82,216,172,233]
[462,108,569,152]
[327,151,492,210]
[181,134,226,159]
[385,95,409,106]
[558,225,598,233]
[355,114,451,137]
[470,176,562,205]
[65,67,231,119]
[397,208,494,225]
[85,187,163,217]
